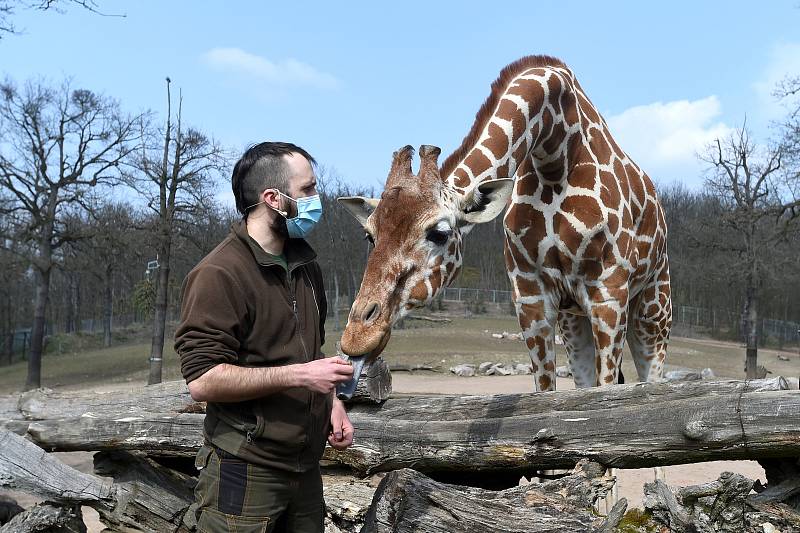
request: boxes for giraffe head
[337,144,513,364]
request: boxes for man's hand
[298,356,353,394]
[328,398,354,450]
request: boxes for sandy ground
[3,373,766,531]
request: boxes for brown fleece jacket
[174,221,330,472]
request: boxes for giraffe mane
[440,54,568,181]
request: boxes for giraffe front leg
[514,298,558,392]
[588,289,629,386]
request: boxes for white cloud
[606,96,733,187]
[753,42,800,120]
[202,47,340,90]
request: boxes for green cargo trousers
[194,445,325,533]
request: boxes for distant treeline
[1,181,798,355]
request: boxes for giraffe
[338,55,671,394]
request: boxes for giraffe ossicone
[339,55,671,392]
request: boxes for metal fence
[440,287,513,304]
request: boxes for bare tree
[701,127,797,377]
[0,78,143,389]
[0,1,121,39]
[126,78,229,385]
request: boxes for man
[175,142,354,532]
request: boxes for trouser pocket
[196,506,271,533]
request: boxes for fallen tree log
[326,377,800,474]
[361,461,624,532]
[18,378,800,476]
[0,428,376,532]
[14,358,390,425]
[0,503,85,533]
[639,471,800,532]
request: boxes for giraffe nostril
[362,302,381,324]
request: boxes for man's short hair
[231,142,317,217]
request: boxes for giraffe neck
[444,64,593,192]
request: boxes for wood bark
[361,461,624,532]
[16,361,389,423]
[641,471,800,532]
[0,503,86,533]
[1,428,377,533]
[12,378,800,476]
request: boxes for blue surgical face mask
[280,192,322,238]
[246,189,323,238]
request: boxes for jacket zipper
[287,266,314,471]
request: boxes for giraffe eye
[426,229,450,246]
[364,232,375,245]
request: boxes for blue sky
[2,1,799,207]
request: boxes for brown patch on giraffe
[542,246,562,270]
[603,375,615,384]
[408,280,428,302]
[483,121,510,160]
[577,92,601,124]
[600,183,621,211]
[562,90,579,125]
[518,302,545,332]
[463,149,492,178]
[580,258,603,280]
[543,360,555,372]
[605,265,629,288]
[441,55,566,179]
[506,238,531,271]
[561,194,603,229]
[539,375,553,391]
[516,275,543,297]
[453,167,470,188]
[616,231,633,259]
[514,147,534,180]
[447,242,456,256]
[593,305,618,329]
[497,98,528,142]
[540,107,554,141]
[552,212,582,254]
[592,131,614,165]
[627,164,645,192]
[496,162,510,179]
[569,166,596,190]
[607,212,619,236]
[540,184,554,204]
[538,160,565,183]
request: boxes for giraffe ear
[337,196,380,228]
[457,178,514,225]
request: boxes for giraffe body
[339,56,671,392]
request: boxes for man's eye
[426,229,450,246]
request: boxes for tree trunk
[103,265,113,348]
[745,273,759,379]
[333,270,340,331]
[148,236,171,385]
[362,463,623,533]
[25,266,51,391]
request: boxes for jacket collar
[232,220,317,272]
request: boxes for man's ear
[457,178,515,225]
[337,196,381,228]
